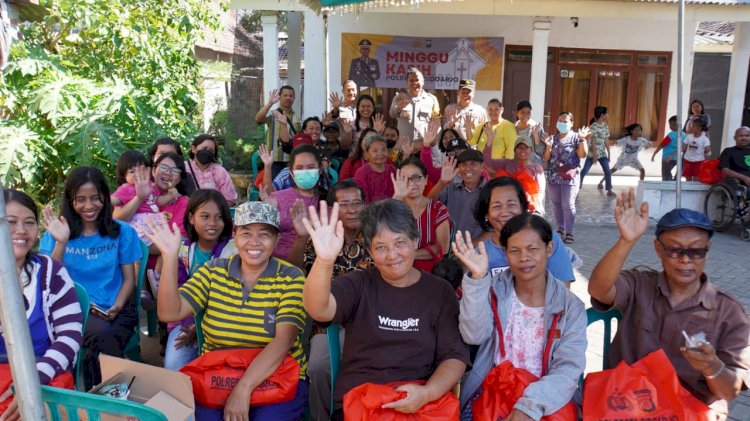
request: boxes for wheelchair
[703,179,750,241]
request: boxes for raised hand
[424,118,441,147]
[134,165,153,201]
[391,169,410,200]
[41,206,70,243]
[541,133,554,149]
[578,126,591,139]
[398,135,414,158]
[341,118,354,135]
[267,88,280,105]
[440,155,459,184]
[143,213,183,258]
[373,113,386,134]
[444,107,458,129]
[302,201,344,264]
[322,111,334,126]
[273,110,288,125]
[464,114,476,137]
[328,92,342,110]
[614,188,649,243]
[258,144,273,168]
[259,187,278,209]
[290,199,309,237]
[484,122,496,143]
[396,93,411,111]
[452,230,488,280]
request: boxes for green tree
[0,0,224,203]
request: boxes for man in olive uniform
[348,39,380,88]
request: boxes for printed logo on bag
[377,315,420,332]
[255,379,281,392]
[606,389,634,411]
[633,389,656,412]
[210,375,240,390]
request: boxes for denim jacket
[459,269,587,420]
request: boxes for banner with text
[341,33,504,90]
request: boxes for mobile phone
[91,303,110,318]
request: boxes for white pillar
[722,22,750,149]
[286,11,303,117]
[261,12,279,103]
[529,16,552,126]
[304,10,326,118]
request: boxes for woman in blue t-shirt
[473,177,576,284]
[39,167,142,388]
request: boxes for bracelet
[704,362,725,379]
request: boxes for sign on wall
[341,33,504,90]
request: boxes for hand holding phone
[91,303,111,319]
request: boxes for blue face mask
[292,169,320,190]
[556,122,573,133]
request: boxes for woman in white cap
[145,201,309,421]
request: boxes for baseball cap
[233,201,280,230]
[457,148,483,163]
[324,123,340,133]
[458,79,476,91]
[446,137,469,153]
[292,133,314,149]
[655,208,714,239]
[514,135,534,150]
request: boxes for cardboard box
[88,354,195,421]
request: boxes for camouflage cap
[233,201,280,230]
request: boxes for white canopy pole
[675,0,685,207]
[0,187,46,420]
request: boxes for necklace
[343,241,361,259]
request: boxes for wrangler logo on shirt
[377,315,420,331]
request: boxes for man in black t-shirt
[718,127,750,187]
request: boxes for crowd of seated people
[3,71,749,421]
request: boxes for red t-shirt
[414,199,450,272]
[354,163,397,203]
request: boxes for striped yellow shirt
[180,255,307,379]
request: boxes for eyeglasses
[338,200,363,210]
[405,175,424,184]
[158,164,182,175]
[657,239,709,260]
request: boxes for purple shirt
[270,188,318,260]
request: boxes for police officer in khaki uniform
[348,39,380,88]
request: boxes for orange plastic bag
[472,361,577,421]
[583,349,713,421]
[0,365,74,413]
[699,159,724,184]
[472,292,576,421]
[180,348,299,409]
[495,168,541,212]
[343,381,460,421]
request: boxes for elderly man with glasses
[588,189,750,418]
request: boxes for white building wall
[327,13,691,132]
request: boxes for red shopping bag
[472,292,577,421]
[0,365,74,413]
[583,349,713,421]
[699,159,724,184]
[343,381,460,421]
[180,348,299,409]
